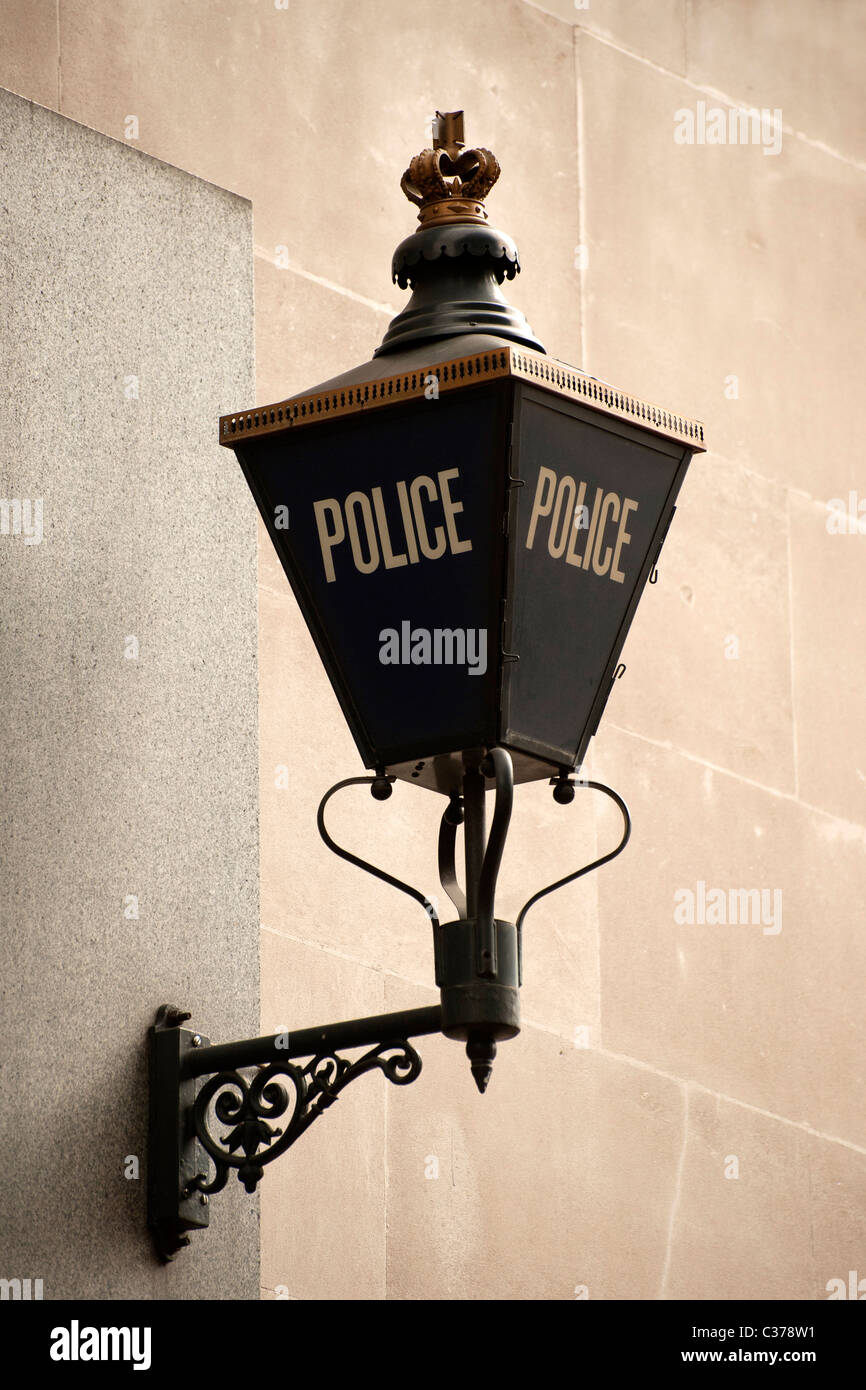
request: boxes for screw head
[553,780,575,805]
[191,1034,202,1047]
[199,1193,208,1206]
[370,776,392,801]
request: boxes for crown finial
[401,110,501,229]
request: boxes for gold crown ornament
[400,111,501,228]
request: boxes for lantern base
[386,744,566,796]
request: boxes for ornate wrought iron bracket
[147,753,631,1261]
[147,1001,440,1262]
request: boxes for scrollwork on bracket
[187,1040,423,1196]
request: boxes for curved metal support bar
[515,780,631,933]
[317,775,439,929]
[476,747,514,975]
[477,749,514,924]
[438,804,467,919]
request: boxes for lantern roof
[219,338,705,454]
[221,111,704,452]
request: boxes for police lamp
[147,110,705,1260]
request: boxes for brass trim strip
[219,349,512,445]
[219,345,705,451]
[508,348,706,450]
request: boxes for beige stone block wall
[2,0,862,1299]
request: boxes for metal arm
[148,1001,441,1263]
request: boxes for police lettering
[525,465,638,584]
[313,468,472,583]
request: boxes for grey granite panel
[0,87,259,1299]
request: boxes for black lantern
[221,113,704,793]
[147,112,704,1260]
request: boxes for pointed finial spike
[466,1035,496,1094]
[471,1065,491,1094]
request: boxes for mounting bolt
[370,775,392,801]
[551,775,575,805]
[199,1194,208,1206]
[191,1034,202,1047]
